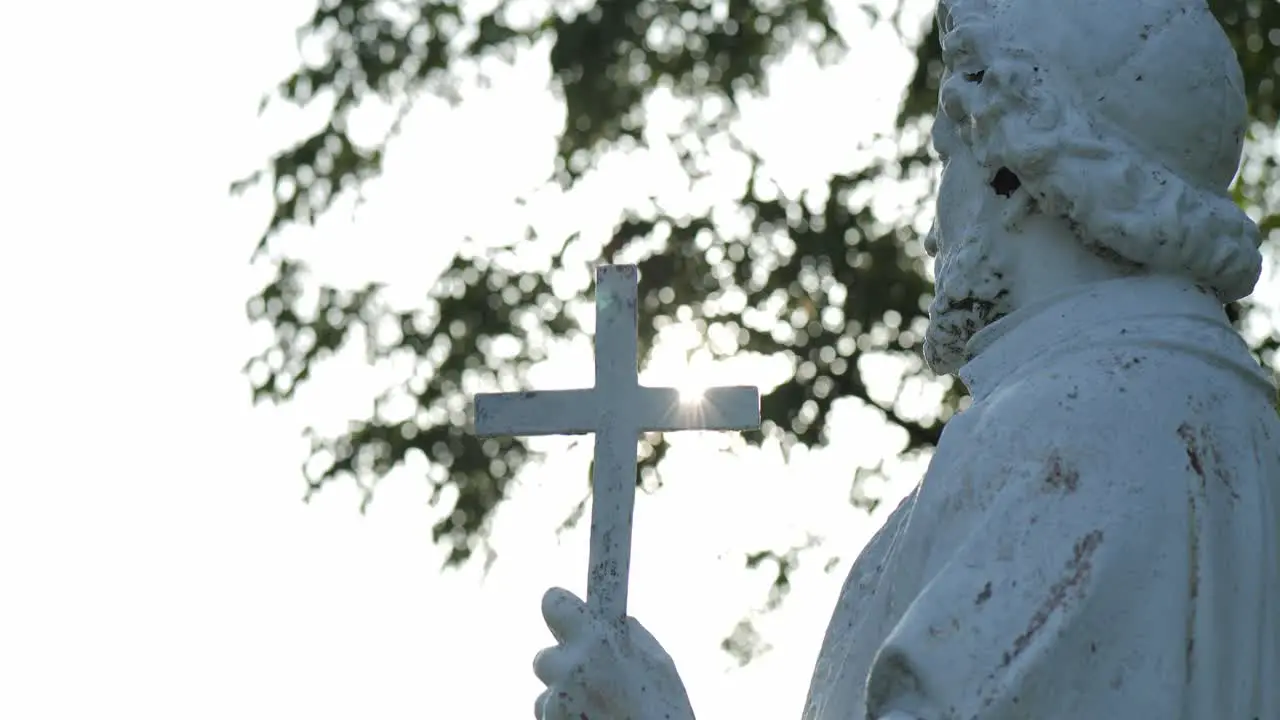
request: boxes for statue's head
[922,0,1263,374]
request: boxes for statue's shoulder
[985,343,1217,423]
[843,490,916,583]
[967,345,1277,522]
[968,347,1218,466]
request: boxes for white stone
[804,276,1280,719]
[475,264,759,620]
[804,1,1279,718]
[923,0,1260,373]
[523,2,1280,719]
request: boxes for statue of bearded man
[529,1,1280,718]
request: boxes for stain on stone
[1178,422,1239,500]
[1117,355,1144,370]
[976,581,993,605]
[1204,432,1240,501]
[1186,490,1200,682]
[1044,449,1080,493]
[1177,423,1205,481]
[1002,530,1103,668]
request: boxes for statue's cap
[938,0,1246,193]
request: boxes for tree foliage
[238,0,1280,593]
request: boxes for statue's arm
[862,446,1189,719]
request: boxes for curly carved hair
[934,17,1262,303]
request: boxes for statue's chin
[925,229,1013,375]
[923,305,977,376]
[924,294,1009,376]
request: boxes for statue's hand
[533,587,695,720]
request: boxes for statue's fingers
[532,645,574,685]
[533,689,551,720]
[537,688,573,720]
[624,615,665,655]
[540,587,588,643]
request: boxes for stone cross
[473,264,761,621]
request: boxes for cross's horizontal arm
[633,385,761,433]
[475,384,762,438]
[473,389,598,437]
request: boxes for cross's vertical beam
[588,265,640,621]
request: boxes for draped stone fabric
[802,276,1280,720]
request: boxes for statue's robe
[803,276,1280,720]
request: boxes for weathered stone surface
[805,277,1280,720]
[805,1,1278,717]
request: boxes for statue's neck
[956,275,1264,401]
[1001,213,1139,310]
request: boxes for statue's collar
[956,275,1268,401]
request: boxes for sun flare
[677,381,708,404]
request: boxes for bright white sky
[4,1,1271,719]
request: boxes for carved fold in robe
[803,276,1280,720]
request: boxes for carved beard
[923,220,1014,375]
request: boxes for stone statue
[530,1,1280,718]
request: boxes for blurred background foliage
[236,0,1280,650]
